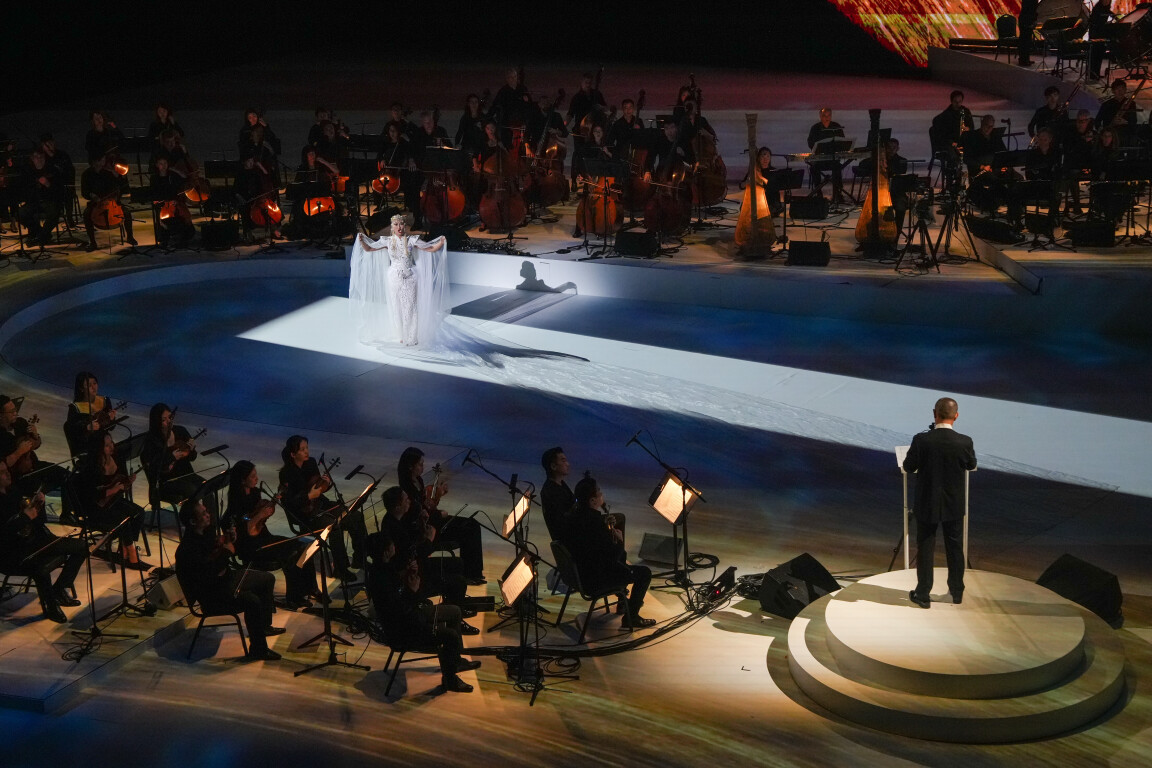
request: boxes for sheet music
[895,445,909,469]
[500,558,534,605]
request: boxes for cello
[734,114,776,257]
[420,106,468,225]
[574,125,621,236]
[623,89,652,215]
[854,108,898,252]
[526,89,569,207]
[479,146,527,232]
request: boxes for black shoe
[459,621,480,636]
[42,603,67,624]
[441,675,473,693]
[460,606,478,619]
[84,240,98,252]
[1017,59,1032,67]
[248,647,282,661]
[620,614,656,628]
[58,510,79,526]
[458,659,482,672]
[951,592,963,605]
[263,626,287,637]
[54,588,81,607]
[909,590,931,609]
[285,597,313,610]
[125,559,154,571]
[572,227,583,238]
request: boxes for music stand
[812,137,855,206]
[768,168,805,258]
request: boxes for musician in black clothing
[81,430,150,570]
[39,133,75,188]
[80,154,135,251]
[677,100,717,146]
[277,435,366,580]
[0,394,69,501]
[1087,0,1115,80]
[0,133,19,229]
[384,102,418,143]
[1025,128,1062,181]
[313,120,351,174]
[930,90,974,155]
[289,147,336,238]
[1029,86,1065,142]
[139,402,206,511]
[147,103,183,143]
[63,371,118,458]
[365,528,480,693]
[528,93,569,155]
[561,474,655,628]
[0,462,85,624]
[84,111,123,163]
[18,149,63,246]
[567,72,607,131]
[961,115,1007,175]
[1064,110,1097,214]
[540,447,575,542]
[1096,79,1138,144]
[648,121,693,173]
[491,69,532,142]
[238,109,281,157]
[609,98,647,158]
[1018,0,1038,66]
[176,498,283,661]
[1092,127,1121,176]
[806,108,847,202]
[150,156,194,248]
[225,461,321,610]
[455,94,488,157]
[397,446,485,585]
[377,123,419,215]
[752,148,786,217]
[307,107,333,147]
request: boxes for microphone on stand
[344,464,364,481]
[200,444,228,457]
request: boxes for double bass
[622,90,652,215]
[479,146,527,232]
[420,107,467,225]
[854,109,898,252]
[644,128,692,235]
[734,114,776,257]
[526,89,568,207]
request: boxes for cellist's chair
[176,571,248,660]
[550,540,631,645]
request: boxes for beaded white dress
[348,233,449,347]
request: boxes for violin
[96,471,138,508]
[245,498,277,538]
[172,427,207,460]
[424,463,448,508]
[86,398,128,430]
[215,521,237,555]
[12,414,40,478]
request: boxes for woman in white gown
[349,214,449,347]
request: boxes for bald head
[934,397,959,423]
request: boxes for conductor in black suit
[902,397,977,608]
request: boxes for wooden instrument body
[734,114,776,253]
[575,176,621,235]
[855,109,899,247]
[421,171,467,224]
[690,131,727,207]
[87,198,125,230]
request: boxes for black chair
[175,571,248,659]
[993,14,1020,61]
[550,540,631,644]
[382,638,440,697]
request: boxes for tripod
[500,549,576,706]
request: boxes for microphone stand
[317,456,355,609]
[69,511,139,660]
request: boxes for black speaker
[616,229,659,257]
[200,220,239,250]
[964,214,1022,244]
[1067,220,1116,248]
[790,197,830,220]
[1036,553,1124,627]
[365,207,402,233]
[758,552,840,619]
[639,532,685,566]
[787,240,832,266]
[427,224,470,250]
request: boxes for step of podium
[786,569,1127,743]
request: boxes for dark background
[3,1,910,114]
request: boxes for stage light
[503,493,531,538]
[648,471,698,525]
[500,555,535,606]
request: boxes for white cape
[348,233,450,348]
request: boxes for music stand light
[648,472,698,525]
[500,555,535,607]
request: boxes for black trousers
[914,516,965,597]
[0,534,87,609]
[433,514,484,580]
[86,497,146,545]
[306,503,368,571]
[418,602,464,678]
[588,561,652,615]
[202,569,275,652]
[246,537,319,602]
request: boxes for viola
[88,399,129,430]
[172,427,207,460]
[245,499,276,538]
[12,414,40,478]
[96,471,137,508]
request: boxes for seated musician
[0,394,69,500]
[385,102,417,144]
[81,431,151,570]
[63,371,119,458]
[366,528,481,693]
[1096,80,1138,145]
[397,446,485,585]
[139,402,207,510]
[39,133,76,211]
[314,120,351,175]
[560,473,655,629]
[646,121,692,177]
[150,156,194,249]
[307,107,333,147]
[408,112,453,229]
[961,115,1007,177]
[290,147,336,238]
[1064,111,1097,215]
[930,90,974,154]
[541,446,625,543]
[754,147,785,217]
[885,139,909,177]
[147,103,183,144]
[80,153,135,251]
[677,100,717,146]
[176,497,283,661]
[609,98,646,159]
[1029,86,1064,144]
[277,435,366,581]
[377,123,418,214]
[1025,128,1062,181]
[84,111,123,164]
[238,109,282,158]
[0,461,85,623]
[806,108,848,201]
[225,460,321,610]
[18,148,64,246]
[1092,127,1120,177]
[455,94,488,157]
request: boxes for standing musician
[225,460,321,610]
[0,133,19,230]
[1029,86,1065,143]
[455,94,488,157]
[567,72,608,189]
[147,103,183,143]
[80,153,135,252]
[139,402,208,512]
[150,156,194,249]
[397,446,485,585]
[677,100,717,146]
[84,111,124,163]
[63,371,118,458]
[528,93,569,156]
[238,109,282,158]
[491,68,533,142]
[806,107,847,202]
[609,98,647,157]
[0,461,86,624]
[1087,0,1115,81]
[82,431,151,570]
[277,435,367,581]
[1018,0,1038,67]
[18,148,64,247]
[1096,79,1139,145]
[930,90,974,158]
[176,497,283,661]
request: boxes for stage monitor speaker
[964,214,1021,244]
[1068,220,1116,248]
[200,220,238,251]
[759,552,840,619]
[787,240,831,267]
[145,575,185,611]
[616,229,659,257]
[639,531,686,566]
[1036,553,1123,627]
[790,197,829,220]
